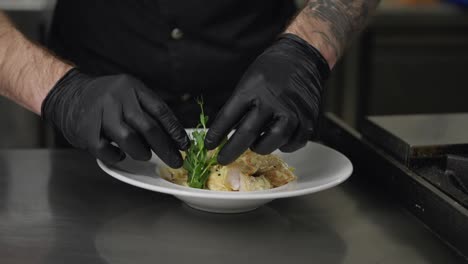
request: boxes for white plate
[97,141,353,213]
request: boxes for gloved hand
[205,33,330,165]
[41,69,189,167]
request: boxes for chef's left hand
[205,34,331,165]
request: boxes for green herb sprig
[183,99,225,189]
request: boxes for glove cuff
[41,68,81,119]
[278,33,331,80]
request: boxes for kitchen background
[0,0,467,148]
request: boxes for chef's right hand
[41,68,189,168]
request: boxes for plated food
[97,98,352,212]
[159,99,296,192]
[160,149,296,191]
[97,138,353,213]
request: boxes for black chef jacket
[48,0,296,127]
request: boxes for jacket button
[171,28,184,40]
[181,93,191,101]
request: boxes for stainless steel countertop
[0,150,465,264]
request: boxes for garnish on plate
[159,98,296,191]
[183,99,225,188]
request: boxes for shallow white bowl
[97,141,352,213]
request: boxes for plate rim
[97,142,353,200]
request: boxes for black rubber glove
[205,33,330,165]
[42,69,189,167]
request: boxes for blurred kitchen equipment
[323,113,468,260]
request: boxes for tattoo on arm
[287,0,380,68]
[304,0,377,57]
[309,30,340,58]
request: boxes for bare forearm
[0,12,72,114]
[286,0,380,68]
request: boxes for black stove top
[322,113,468,260]
[362,114,468,208]
[412,155,468,208]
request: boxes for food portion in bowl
[158,99,296,192]
[160,149,296,191]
